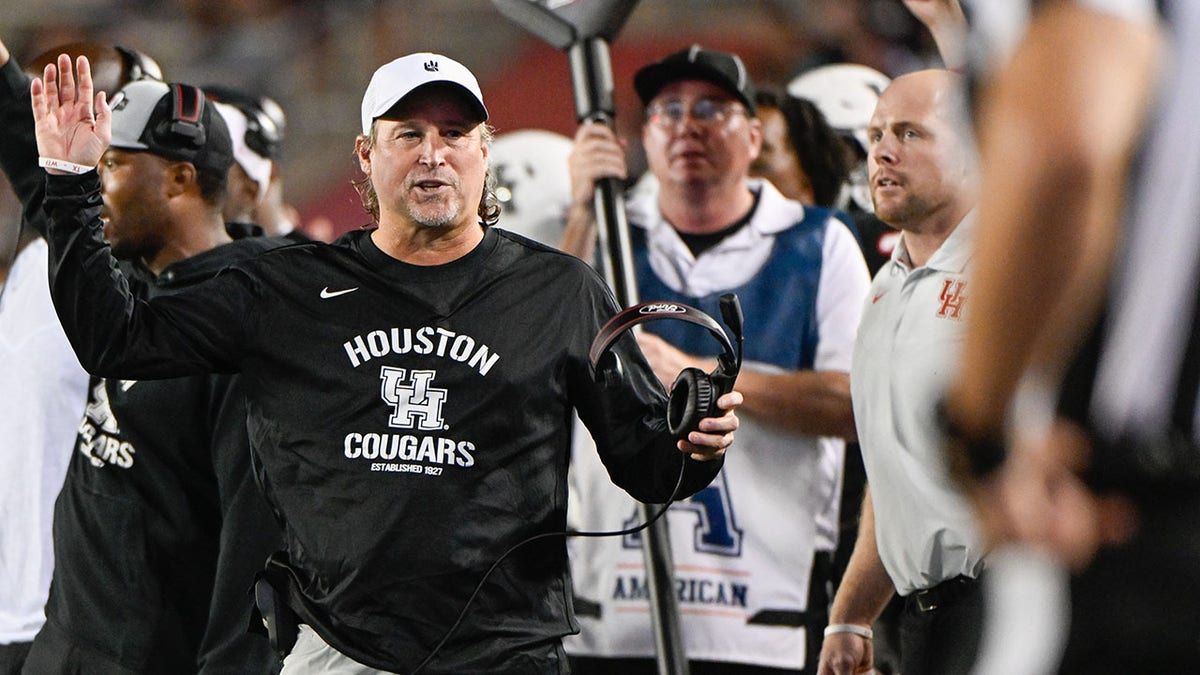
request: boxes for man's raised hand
[31,53,111,173]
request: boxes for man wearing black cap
[15,56,282,674]
[563,45,870,675]
[32,52,742,674]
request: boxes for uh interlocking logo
[380,367,447,431]
[937,277,967,320]
[344,366,476,473]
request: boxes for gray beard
[410,205,459,229]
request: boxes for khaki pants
[281,625,400,675]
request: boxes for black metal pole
[488,3,688,671]
[567,36,689,675]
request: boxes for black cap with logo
[634,45,757,115]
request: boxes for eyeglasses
[645,98,747,128]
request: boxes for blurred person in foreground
[33,51,741,674]
[942,1,1200,673]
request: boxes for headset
[590,293,744,438]
[152,83,208,150]
[203,84,287,159]
[241,96,285,159]
[114,44,164,83]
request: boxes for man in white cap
[206,85,304,239]
[32,51,743,674]
[212,100,275,223]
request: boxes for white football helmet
[489,129,574,248]
[788,63,892,213]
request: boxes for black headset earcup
[154,84,207,150]
[668,367,715,439]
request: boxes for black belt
[908,574,980,613]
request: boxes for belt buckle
[914,589,939,612]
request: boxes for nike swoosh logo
[320,286,359,299]
[872,292,886,304]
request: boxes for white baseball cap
[360,52,488,134]
[213,101,273,199]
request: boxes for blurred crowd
[0,0,943,242]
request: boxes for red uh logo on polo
[937,278,967,320]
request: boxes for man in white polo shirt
[818,69,984,675]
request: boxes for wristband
[824,623,873,640]
[39,157,95,175]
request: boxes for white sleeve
[963,0,1157,82]
[1074,0,1158,23]
[813,216,871,372]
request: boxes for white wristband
[824,623,873,640]
[39,157,95,175]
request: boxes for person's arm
[571,268,739,503]
[903,0,969,70]
[197,378,283,674]
[636,334,854,439]
[0,37,53,240]
[559,121,628,262]
[634,217,867,439]
[818,489,895,675]
[944,3,1162,471]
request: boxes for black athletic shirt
[37,235,285,674]
[43,172,722,673]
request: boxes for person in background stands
[564,44,869,675]
[205,85,304,240]
[17,57,283,672]
[819,69,984,675]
